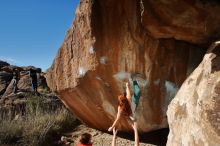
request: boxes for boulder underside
[46,0,220,134]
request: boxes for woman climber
[108,79,141,146]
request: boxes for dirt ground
[58,123,162,146]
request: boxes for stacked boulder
[0,60,47,97]
[0,60,52,119]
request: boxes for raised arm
[126,82,132,104]
[108,106,122,131]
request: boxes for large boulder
[3,78,16,97]
[0,72,13,95]
[16,71,46,92]
[167,42,220,146]
[17,71,33,92]
[45,0,220,132]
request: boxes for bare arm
[126,82,132,104]
[108,106,122,131]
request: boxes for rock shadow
[117,128,169,146]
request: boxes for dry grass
[0,94,76,146]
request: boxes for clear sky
[0,0,79,71]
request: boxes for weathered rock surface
[167,42,220,146]
[0,64,60,123]
[0,60,9,69]
[0,63,47,97]
[17,71,33,92]
[46,0,220,132]
[141,0,220,44]
[0,72,12,95]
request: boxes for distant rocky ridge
[0,60,61,120]
[0,60,48,97]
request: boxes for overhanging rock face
[46,0,220,132]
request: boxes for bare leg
[132,122,139,146]
[112,127,118,146]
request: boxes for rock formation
[0,71,12,95]
[167,42,220,146]
[0,62,47,97]
[46,0,220,133]
[0,61,61,128]
[0,61,13,95]
[0,60,9,69]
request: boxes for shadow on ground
[116,128,169,146]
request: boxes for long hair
[80,133,92,144]
[118,94,132,116]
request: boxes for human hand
[108,126,113,132]
[126,82,129,87]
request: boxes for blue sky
[0,0,79,71]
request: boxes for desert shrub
[0,93,76,146]
[0,119,23,144]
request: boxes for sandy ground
[58,123,158,146]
